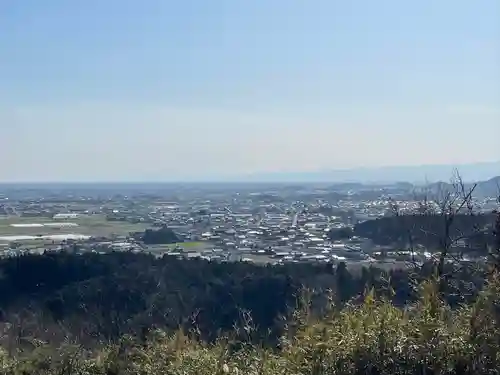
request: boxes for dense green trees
[347,212,495,249]
[0,252,307,346]
[0,250,485,350]
[138,226,181,244]
[0,253,497,374]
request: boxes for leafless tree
[431,170,477,293]
[489,189,500,272]
[391,170,491,298]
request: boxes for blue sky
[1,0,499,181]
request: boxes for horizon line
[1,161,498,185]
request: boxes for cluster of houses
[4,186,489,267]
[151,210,377,265]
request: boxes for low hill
[140,226,182,244]
[477,175,500,197]
[349,213,496,249]
[423,176,499,198]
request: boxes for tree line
[0,249,485,351]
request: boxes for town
[1,178,497,269]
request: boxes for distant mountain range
[424,175,500,198]
[240,161,500,184]
[1,162,498,187]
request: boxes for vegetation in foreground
[0,273,499,374]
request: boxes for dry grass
[0,274,499,375]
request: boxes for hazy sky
[1,0,499,182]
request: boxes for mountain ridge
[241,161,500,184]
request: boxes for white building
[53,213,79,220]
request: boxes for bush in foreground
[1,274,499,375]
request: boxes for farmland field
[0,215,149,239]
